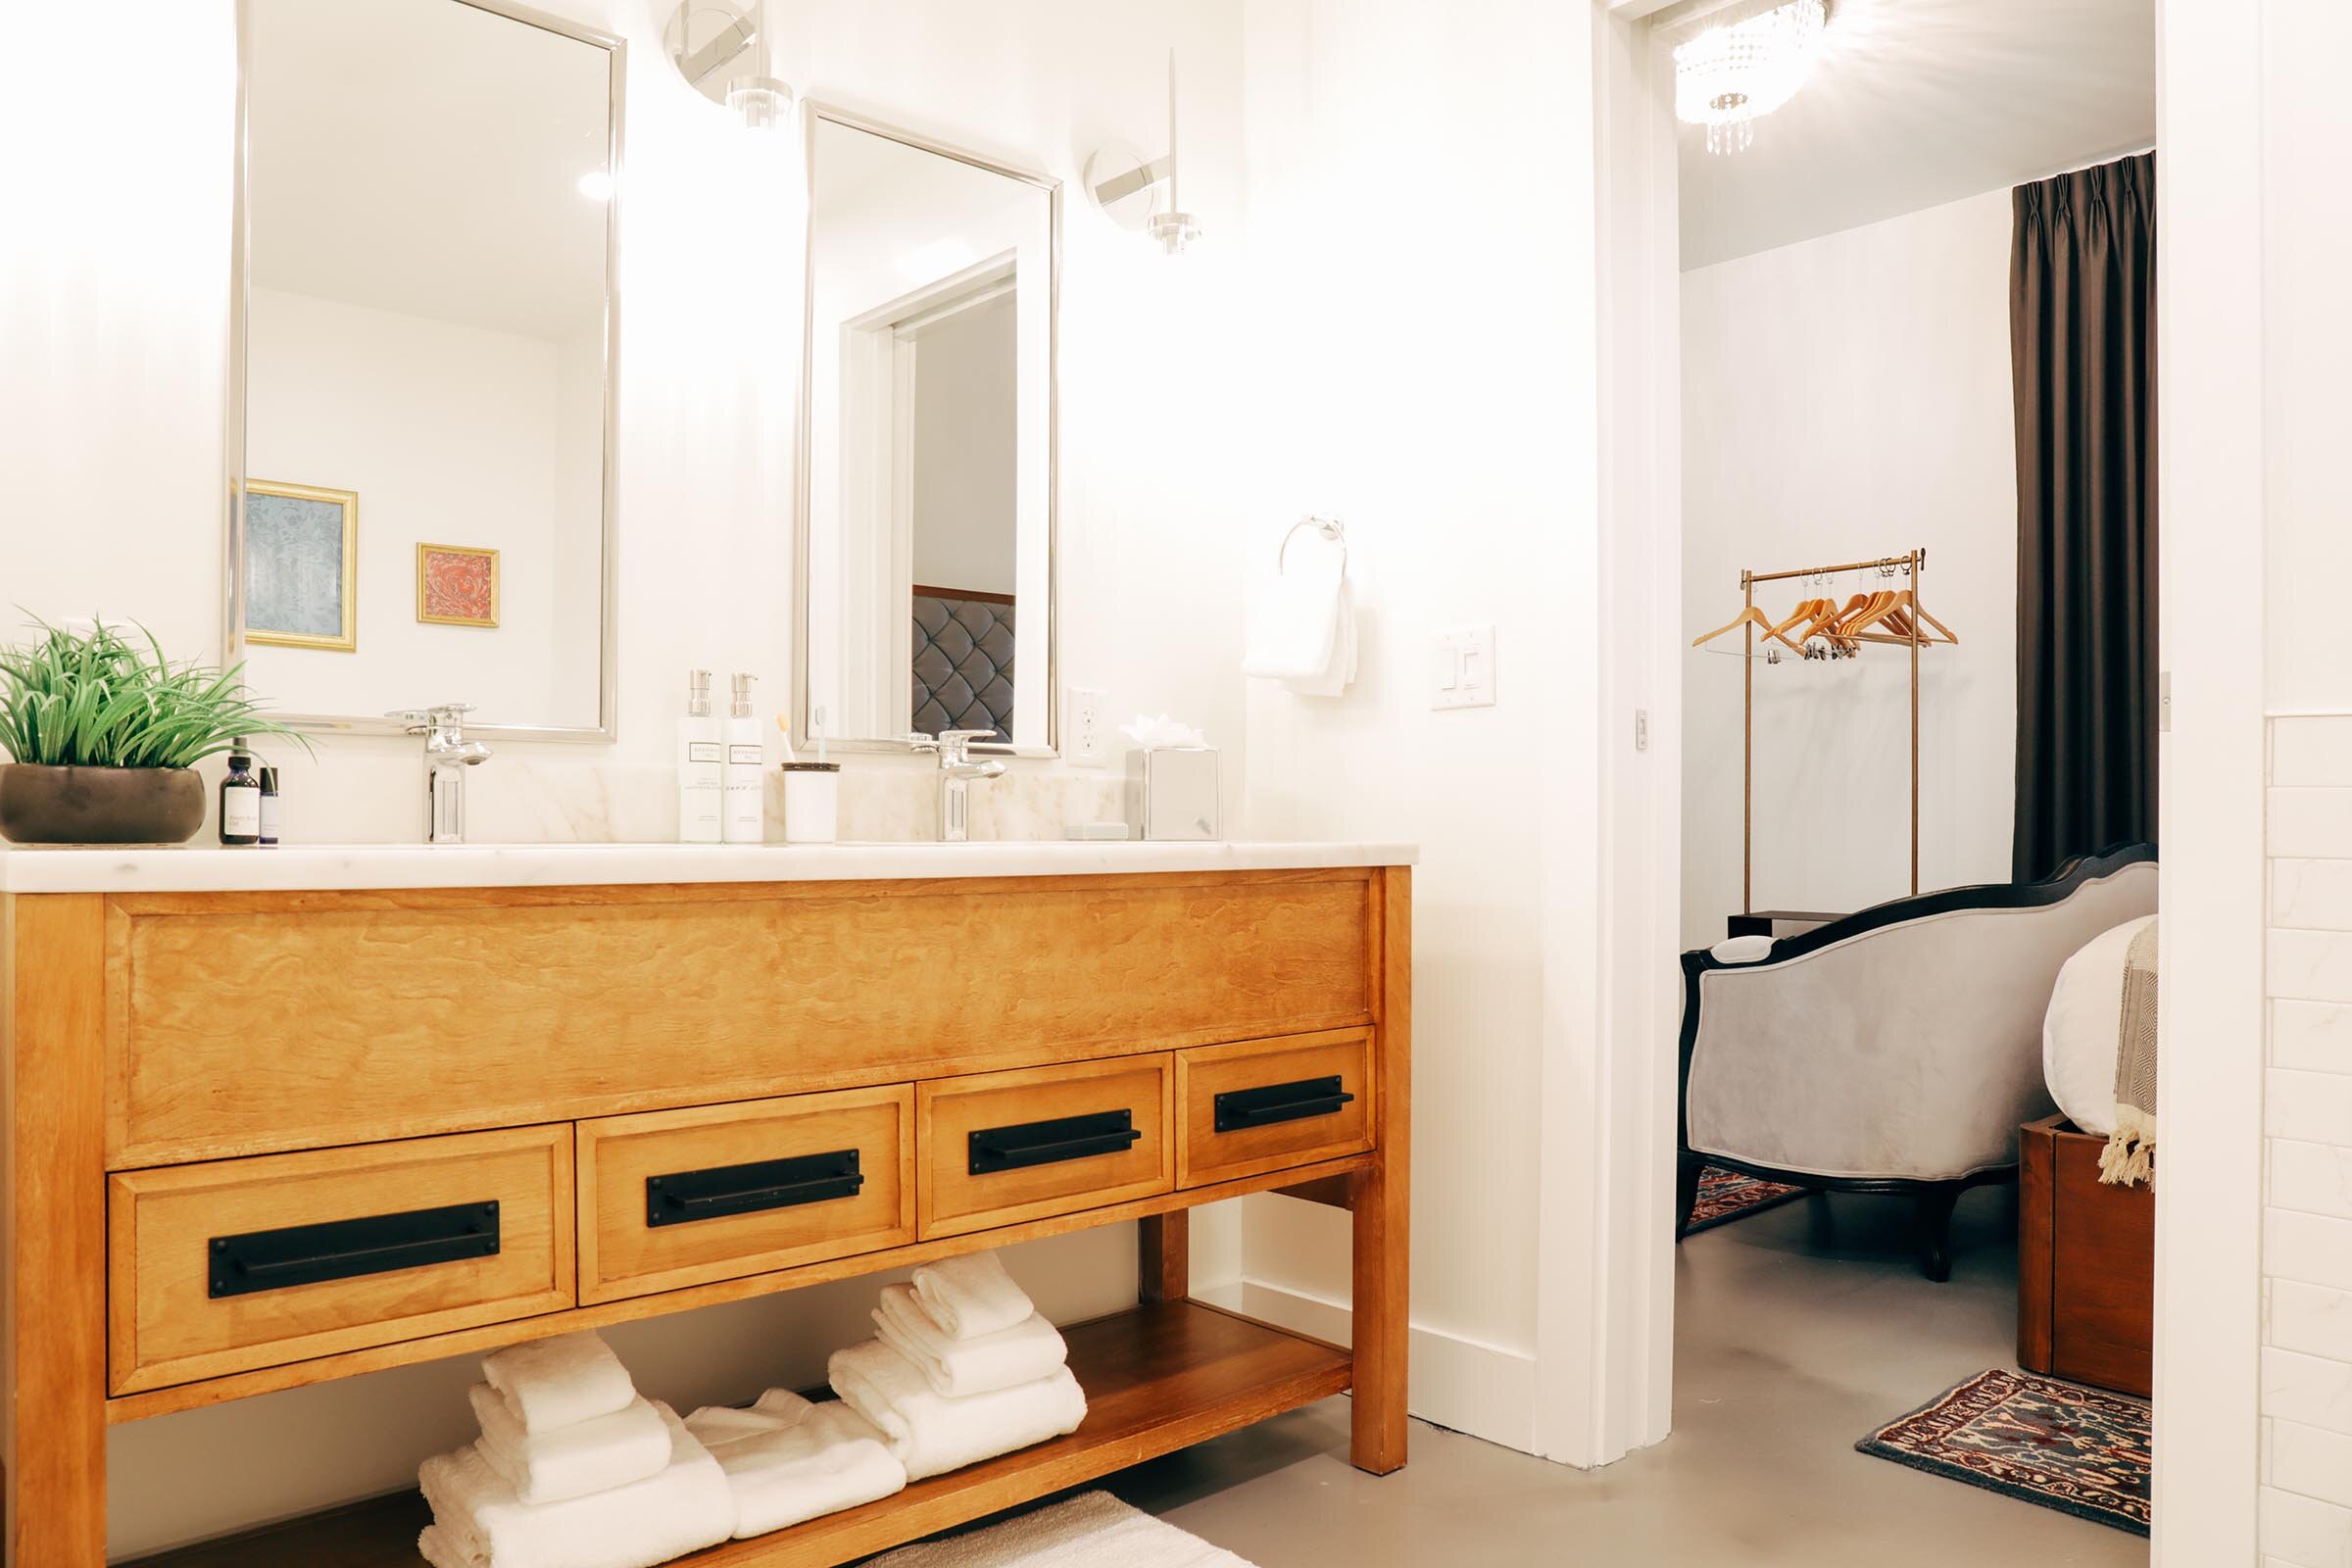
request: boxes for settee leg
[1675,1152,1705,1241]
[1913,1184,1962,1282]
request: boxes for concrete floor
[1104,1187,2150,1567]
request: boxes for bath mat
[1683,1164,1809,1234]
[1857,1368,2151,1536]
[863,1491,1258,1567]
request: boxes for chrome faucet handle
[934,729,996,764]
[387,704,475,739]
[901,732,941,754]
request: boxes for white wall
[911,292,1017,597]
[1226,0,1602,1454]
[245,286,593,728]
[3,0,1251,1555]
[1679,190,2019,947]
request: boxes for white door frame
[1588,0,2267,1554]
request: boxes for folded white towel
[466,1384,671,1507]
[909,1252,1034,1343]
[418,1402,734,1568]
[1242,527,1354,696]
[479,1331,638,1437]
[829,1339,1086,1483]
[874,1284,1068,1398]
[685,1389,906,1538]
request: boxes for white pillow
[2042,914,2156,1137]
[1708,934,1776,965]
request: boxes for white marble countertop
[0,840,1417,894]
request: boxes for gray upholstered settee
[1675,843,2157,1279]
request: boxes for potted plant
[0,619,307,845]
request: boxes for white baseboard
[1191,1278,1541,1455]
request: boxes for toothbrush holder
[780,761,841,844]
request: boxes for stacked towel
[684,1388,907,1538]
[419,1332,735,1567]
[830,1253,1087,1482]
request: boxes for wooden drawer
[1176,1029,1375,1187]
[576,1086,915,1304]
[918,1057,1173,1239]
[107,1125,572,1395]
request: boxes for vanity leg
[1139,1211,1189,1304]
[1351,867,1411,1476]
[2,896,110,1566]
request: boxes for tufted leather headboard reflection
[912,588,1015,743]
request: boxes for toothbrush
[814,706,828,767]
[774,711,798,765]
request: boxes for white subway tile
[2269,1209,2352,1293]
[2275,1283,2352,1368]
[2278,719,2352,788]
[2264,1484,2352,1565]
[2278,861,2352,931]
[2271,1071,2352,1145]
[2267,1348,2352,1437]
[2275,791,2352,860]
[2275,1143,2352,1223]
[2278,1420,2352,1509]
[2267,1414,2278,1485]
[2279,1002,2352,1073]
[2274,930,2352,1004]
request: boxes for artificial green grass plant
[0,618,308,770]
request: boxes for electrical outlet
[1067,687,1107,766]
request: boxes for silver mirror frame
[793,103,1061,760]
[223,0,625,743]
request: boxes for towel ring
[1278,515,1347,573]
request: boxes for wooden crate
[2018,1113,2153,1397]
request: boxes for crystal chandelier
[1674,0,1828,156]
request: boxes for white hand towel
[467,1384,670,1507]
[828,1338,1086,1483]
[479,1331,638,1437]
[685,1389,906,1538]
[874,1283,1068,1398]
[1242,528,1353,695]
[418,1401,735,1568]
[909,1252,1034,1342]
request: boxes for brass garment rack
[1735,548,1931,912]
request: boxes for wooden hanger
[1762,597,1825,644]
[1690,605,1805,652]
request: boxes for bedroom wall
[1679,188,2020,949]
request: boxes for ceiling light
[1674,0,1828,156]
[576,171,613,201]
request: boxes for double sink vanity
[0,841,1412,1565]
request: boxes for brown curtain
[2011,152,2157,883]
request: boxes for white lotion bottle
[677,669,723,844]
[722,672,765,844]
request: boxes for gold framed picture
[243,479,359,652]
[416,543,501,629]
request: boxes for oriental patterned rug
[1857,1368,2152,1536]
[1683,1164,1810,1234]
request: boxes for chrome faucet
[389,704,493,844]
[904,729,1006,842]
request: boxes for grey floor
[1105,1188,2151,1567]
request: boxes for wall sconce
[1085,52,1200,255]
[664,0,794,132]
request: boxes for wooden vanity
[0,845,1410,1566]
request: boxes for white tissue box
[1125,749,1219,841]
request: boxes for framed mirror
[228,0,621,739]
[798,108,1059,757]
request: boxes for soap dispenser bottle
[219,741,262,847]
[722,673,764,845]
[677,670,723,844]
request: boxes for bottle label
[221,790,261,836]
[689,742,722,764]
[727,745,762,765]
[258,798,282,842]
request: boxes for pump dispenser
[722,672,764,844]
[677,669,722,843]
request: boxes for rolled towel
[480,1331,637,1437]
[466,1384,671,1506]
[874,1283,1068,1397]
[685,1389,906,1537]
[908,1252,1033,1342]
[418,1401,734,1568]
[829,1339,1086,1482]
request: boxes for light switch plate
[1431,625,1496,710]
[1066,686,1107,766]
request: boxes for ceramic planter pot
[0,764,208,845]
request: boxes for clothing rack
[1735,548,1931,911]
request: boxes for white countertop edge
[0,840,1418,894]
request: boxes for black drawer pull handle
[969,1108,1142,1175]
[646,1149,863,1228]
[209,1200,500,1299]
[1214,1075,1355,1134]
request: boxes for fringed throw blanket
[2101,918,2158,1187]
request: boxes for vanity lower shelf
[121,1300,1351,1568]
